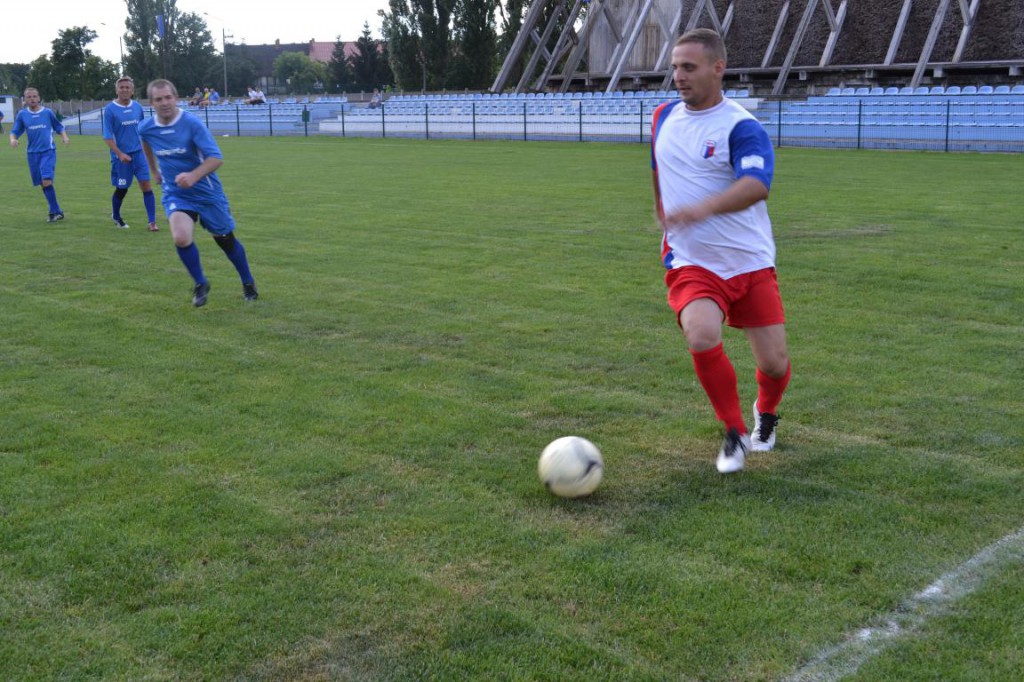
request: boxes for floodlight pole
[222,28,234,97]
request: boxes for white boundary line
[784,525,1024,682]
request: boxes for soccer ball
[538,436,604,498]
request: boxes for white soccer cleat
[716,429,750,474]
[751,401,779,452]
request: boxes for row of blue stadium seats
[385,89,748,102]
[827,85,1024,96]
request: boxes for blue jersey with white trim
[102,100,145,155]
[10,107,64,153]
[138,110,225,202]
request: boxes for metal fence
[63,97,1024,153]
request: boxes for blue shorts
[27,150,57,186]
[110,150,151,188]
[162,192,236,235]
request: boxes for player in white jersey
[650,29,791,473]
[102,77,159,231]
[140,79,258,307]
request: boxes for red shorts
[665,265,786,328]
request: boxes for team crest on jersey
[702,139,716,158]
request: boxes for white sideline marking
[784,525,1024,682]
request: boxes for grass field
[1,136,1022,681]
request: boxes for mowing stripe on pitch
[784,524,1024,682]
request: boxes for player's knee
[681,323,722,352]
[41,179,52,188]
[213,233,236,255]
[760,352,790,377]
[173,234,192,248]
[114,188,129,199]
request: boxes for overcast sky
[0,0,390,65]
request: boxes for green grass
[1,137,1022,680]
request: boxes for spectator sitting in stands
[209,89,221,105]
[189,87,203,106]
[198,88,212,107]
[248,87,266,105]
[368,88,382,109]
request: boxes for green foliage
[1,138,1022,680]
[0,62,32,94]
[123,0,218,91]
[348,22,394,91]
[272,52,328,94]
[22,27,118,100]
[448,0,498,90]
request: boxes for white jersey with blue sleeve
[102,100,145,155]
[11,107,64,153]
[138,110,225,203]
[652,97,777,279]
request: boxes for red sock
[691,343,745,433]
[755,363,791,415]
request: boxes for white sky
[0,0,391,65]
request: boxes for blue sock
[143,191,156,223]
[42,185,61,213]
[112,191,125,219]
[175,243,208,284]
[224,238,254,285]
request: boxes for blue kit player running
[103,77,159,231]
[8,87,70,222]
[139,79,258,307]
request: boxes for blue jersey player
[102,77,159,231]
[139,79,258,306]
[8,87,70,222]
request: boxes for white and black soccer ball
[538,436,604,498]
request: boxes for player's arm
[9,114,22,147]
[175,156,222,189]
[52,112,69,145]
[651,169,667,229]
[104,137,129,161]
[141,140,162,185]
[665,176,768,227]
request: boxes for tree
[1,63,33,96]
[272,52,328,94]
[329,37,356,92]
[170,12,219,92]
[123,0,218,90]
[23,27,118,100]
[381,0,454,91]
[448,0,497,90]
[349,22,393,91]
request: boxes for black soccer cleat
[112,214,129,229]
[192,282,211,307]
[47,212,65,223]
[242,282,259,302]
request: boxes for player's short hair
[116,77,134,86]
[675,28,727,65]
[23,86,39,97]
[147,79,179,98]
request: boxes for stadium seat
[945,86,961,95]
[884,87,899,96]
[961,85,978,95]
[929,86,945,94]
[841,88,856,95]
[994,85,1011,94]
[914,87,930,95]
[736,89,749,97]
[899,86,914,95]
[855,87,870,96]
[869,87,884,96]
[1012,85,1024,94]
[978,85,994,94]
[827,87,841,96]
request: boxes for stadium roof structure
[494,0,1024,95]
